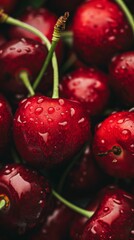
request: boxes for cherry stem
[19,71,35,96]
[52,189,94,218]
[115,0,134,34]
[98,146,122,157]
[0,199,6,210]
[0,10,58,94]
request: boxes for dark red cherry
[0,95,12,156]
[28,200,75,240]
[0,38,52,96]
[93,111,134,178]
[81,186,134,240]
[8,7,63,63]
[13,95,91,168]
[72,0,133,66]
[109,51,134,106]
[60,67,110,117]
[0,163,51,235]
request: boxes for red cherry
[109,51,134,106]
[60,67,110,117]
[0,95,12,156]
[0,163,51,235]
[8,7,63,63]
[81,186,134,240]
[93,111,134,178]
[0,38,52,96]
[29,199,75,240]
[13,96,91,168]
[72,0,133,66]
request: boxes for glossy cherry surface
[60,67,110,117]
[0,38,52,96]
[72,0,133,66]
[109,51,134,106]
[0,163,51,235]
[82,186,134,240]
[93,111,134,178]
[13,96,91,168]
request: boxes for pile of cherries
[0,0,134,239]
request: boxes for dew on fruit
[120,209,124,214]
[129,107,134,112]
[24,101,31,109]
[25,47,31,53]
[5,169,11,174]
[103,207,109,212]
[48,107,55,114]
[37,98,44,104]
[0,103,3,107]
[21,38,26,43]
[0,50,3,54]
[123,194,133,200]
[108,36,116,42]
[121,129,131,139]
[35,44,39,48]
[29,117,34,121]
[58,99,65,106]
[35,107,43,115]
[113,199,121,205]
[17,115,22,123]
[112,159,117,163]
[95,4,103,9]
[117,119,124,124]
[58,121,68,126]
[60,112,65,116]
[131,230,134,235]
[78,117,85,124]
[39,132,49,143]
[101,139,105,144]
[17,49,22,53]
[91,225,97,234]
[70,108,75,117]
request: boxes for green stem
[4,15,59,92]
[115,0,134,34]
[0,199,6,210]
[52,189,94,218]
[19,71,35,96]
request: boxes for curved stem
[19,71,35,96]
[115,0,134,34]
[3,15,59,92]
[52,189,94,218]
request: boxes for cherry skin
[0,163,51,235]
[60,67,110,117]
[0,95,12,156]
[109,51,134,106]
[0,38,52,97]
[93,111,134,178]
[13,95,91,168]
[8,7,63,63]
[72,0,133,66]
[81,186,134,240]
[28,199,75,240]
[0,0,17,13]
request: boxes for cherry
[0,163,51,235]
[109,51,134,106]
[93,111,134,178]
[28,199,75,240]
[0,95,12,156]
[8,7,63,63]
[64,144,107,197]
[0,38,52,97]
[0,0,17,13]
[81,186,134,240]
[72,0,133,66]
[60,67,110,117]
[13,95,91,168]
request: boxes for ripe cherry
[72,0,133,66]
[0,0,17,13]
[93,111,134,178]
[81,186,134,240]
[0,163,51,235]
[60,67,110,117]
[109,51,134,106]
[13,95,91,168]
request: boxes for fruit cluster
[0,0,134,239]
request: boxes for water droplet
[96,3,103,8]
[60,112,65,116]
[5,169,11,174]
[17,115,22,123]
[0,50,3,54]
[24,101,31,109]
[21,38,26,43]
[131,230,134,235]
[113,199,121,205]
[35,44,39,48]
[48,107,55,114]
[17,48,22,53]
[121,129,131,139]
[48,118,53,123]
[70,108,75,117]
[120,209,124,214]
[104,207,109,212]
[108,36,116,42]
[117,119,124,124]
[112,159,117,163]
[129,107,134,112]
[37,98,44,104]
[58,99,65,106]
[58,121,68,126]
[0,103,3,107]
[101,139,105,144]
[39,132,49,143]
[35,107,43,115]
[25,47,31,53]
[78,118,85,124]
